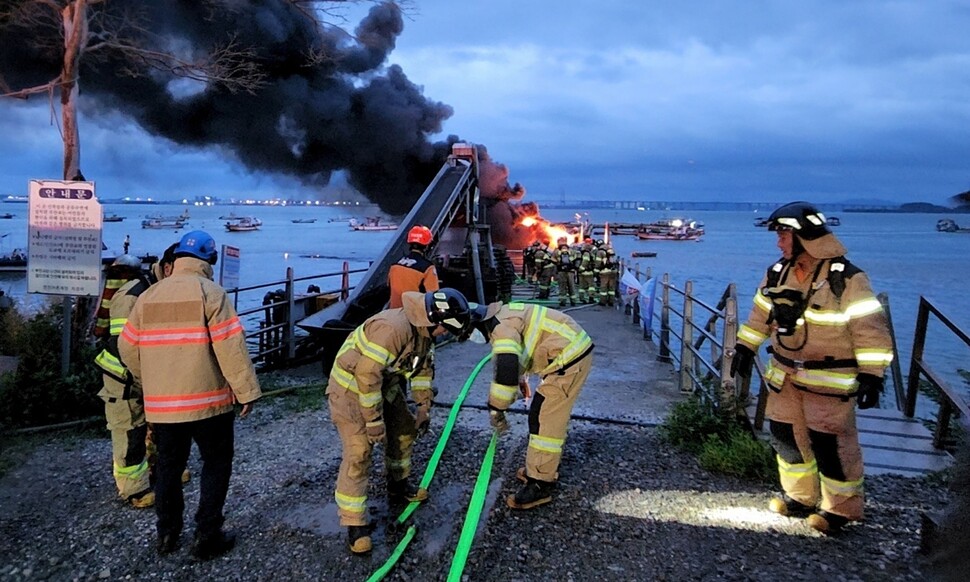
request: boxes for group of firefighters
[89,201,898,559]
[523,236,620,307]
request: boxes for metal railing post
[679,280,694,394]
[878,293,906,412]
[285,267,296,361]
[658,273,672,363]
[904,298,930,418]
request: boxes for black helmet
[766,201,830,240]
[425,288,471,335]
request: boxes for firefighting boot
[768,494,814,518]
[515,467,559,484]
[506,478,554,510]
[387,478,428,505]
[806,510,849,534]
[156,532,179,555]
[190,530,237,561]
[128,489,155,509]
[347,525,373,554]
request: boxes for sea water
[2,203,968,404]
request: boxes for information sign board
[27,180,103,296]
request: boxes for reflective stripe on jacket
[326,292,435,423]
[488,302,593,409]
[737,257,893,397]
[118,257,261,423]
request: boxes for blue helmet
[174,230,218,264]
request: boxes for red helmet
[407,225,433,246]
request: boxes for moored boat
[936,218,970,233]
[142,209,189,229]
[0,248,27,272]
[826,216,841,226]
[292,218,317,224]
[349,217,398,231]
[636,218,704,241]
[0,212,14,219]
[226,216,262,231]
[103,213,124,222]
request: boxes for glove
[855,373,883,410]
[518,378,532,400]
[415,405,430,438]
[489,409,509,434]
[730,344,755,378]
[365,418,386,445]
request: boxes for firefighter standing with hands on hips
[463,300,594,510]
[328,288,475,554]
[732,201,893,534]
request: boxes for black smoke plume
[0,1,458,215]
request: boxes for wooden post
[878,293,906,412]
[341,261,350,301]
[720,283,739,412]
[285,267,296,360]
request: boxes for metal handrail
[904,296,970,448]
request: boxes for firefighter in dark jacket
[732,201,893,534]
[328,288,474,554]
[388,225,440,308]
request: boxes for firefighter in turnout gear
[523,240,541,283]
[732,201,893,534]
[466,301,594,510]
[120,231,261,559]
[577,239,596,303]
[94,254,155,508]
[328,288,474,554]
[388,225,439,309]
[597,244,618,306]
[552,238,578,306]
[533,243,556,299]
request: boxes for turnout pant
[557,271,577,306]
[524,354,593,483]
[578,272,595,303]
[99,376,150,499]
[598,271,616,306]
[152,412,235,539]
[766,378,864,520]
[329,376,419,527]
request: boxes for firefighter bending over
[328,288,473,554]
[465,301,594,510]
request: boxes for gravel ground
[0,387,952,582]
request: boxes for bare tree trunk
[60,0,87,181]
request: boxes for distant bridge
[530,200,901,212]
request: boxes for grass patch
[660,395,776,483]
[276,385,325,414]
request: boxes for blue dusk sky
[0,0,968,207]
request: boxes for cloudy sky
[1,0,968,207]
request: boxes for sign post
[27,179,103,376]
[220,244,240,290]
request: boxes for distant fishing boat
[636,218,704,241]
[936,218,970,233]
[225,216,262,232]
[349,217,398,231]
[103,213,124,222]
[753,217,770,227]
[142,208,189,229]
[0,212,14,219]
[327,217,353,223]
[292,218,317,224]
[826,216,841,226]
[0,248,27,272]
